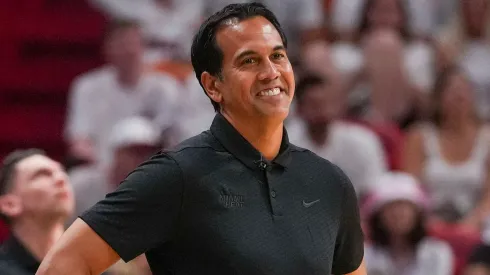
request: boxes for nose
[53,171,68,188]
[257,60,280,81]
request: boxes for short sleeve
[331,164,364,274]
[79,152,184,262]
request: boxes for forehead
[15,155,58,176]
[216,16,283,58]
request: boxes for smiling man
[36,3,365,275]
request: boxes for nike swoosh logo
[303,199,321,208]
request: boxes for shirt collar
[1,234,40,273]
[210,113,291,170]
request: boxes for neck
[389,236,412,257]
[306,123,329,146]
[11,217,66,261]
[116,65,142,88]
[222,112,284,160]
[440,114,476,133]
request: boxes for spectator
[176,75,217,141]
[288,74,387,198]
[402,66,490,227]
[0,149,74,274]
[69,116,162,221]
[64,19,182,168]
[438,0,490,121]
[363,172,454,275]
[330,0,436,128]
[89,0,205,62]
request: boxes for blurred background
[1,0,490,274]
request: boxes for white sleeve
[424,240,454,275]
[355,130,388,194]
[64,77,94,141]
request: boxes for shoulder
[142,72,182,90]
[334,121,383,147]
[289,144,351,188]
[418,237,453,257]
[162,130,227,165]
[71,66,113,87]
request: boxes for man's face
[212,16,295,121]
[104,27,143,71]
[5,155,74,221]
[298,84,343,126]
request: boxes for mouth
[257,87,285,97]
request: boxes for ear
[201,72,223,105]
[0,195,22,219]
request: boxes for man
[0,149,74,274]
[64,19,182,166]
[37,3,366,275]
[288,74,387,199]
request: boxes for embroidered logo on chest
[220,194,244,208]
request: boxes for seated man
[0,149,74,274]
[288,74,388,199]
[64,19,182,167]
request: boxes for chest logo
[220,194,244,208]
[303,199,321,208]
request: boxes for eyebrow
[235,45,286,61]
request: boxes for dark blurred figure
[402,66,490,228]
[0,149,74,274]
[363,172,454,275]
[464,244,490,275]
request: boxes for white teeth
[259,88,281,96]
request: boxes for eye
[242,58,257,65]
[272,52,285,60]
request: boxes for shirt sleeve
[79,152,184,262]
[331,164,365,275]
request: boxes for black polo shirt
[81,113,364,275]
[0,235,40,275]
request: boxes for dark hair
[103,19,141,40]
[431,66,475,127]
[357,0,410,41]
[295,74,327,104]
[0,149,46,196]
[191,2,287,112]
[369,205,426,249]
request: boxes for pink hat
[363,172,430,217]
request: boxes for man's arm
[36,219,120,275]
[345,259,366,275]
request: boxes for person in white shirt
[64,20,182,167]
[288,74,387,198]
[363,172,454,275]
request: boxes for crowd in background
[1,0,490,274]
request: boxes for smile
[258,87,282,97]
